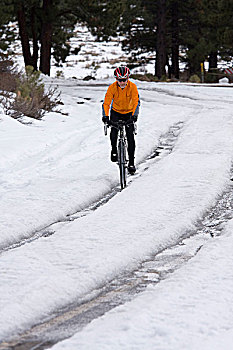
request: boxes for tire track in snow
[0,198,231,350]
[0,233,208,350]
[0,121,184,255]
[2,126,233,348]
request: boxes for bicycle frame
[116,122,127,189]
[105,119,134,190]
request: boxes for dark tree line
[0,0,124,75]
[0,0,233,78]
[120,0,233,79]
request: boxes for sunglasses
[117,78,128,82]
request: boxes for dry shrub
[0,65,61,120]
[189,74,201,83]
[130,73,159,82]
[11,86,61,119]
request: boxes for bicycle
[105,119,136,190]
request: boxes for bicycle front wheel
[118,140,127,190]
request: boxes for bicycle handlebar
[104,119,137,136]
[108,119,135,129]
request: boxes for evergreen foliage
[0,0,232,78]
[120,0,156,55]
[0,1,16,56]
[120,0,233,78]
[12,65,61,119]
[0,0,123,75]
[189,74,201,83]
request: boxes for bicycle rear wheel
[118,140,127,190]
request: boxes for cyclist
[102,66,140,174]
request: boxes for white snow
[219,77,230,84]
[52,230,233,350]
[49,24,155,80]
[1,27,233,349]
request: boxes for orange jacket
[102,80,140,117]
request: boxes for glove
[102,116,109,124]
[131,114,138,122]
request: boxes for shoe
[111,151,118,162]
[128,165,136,174]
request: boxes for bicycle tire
[118,139,127,189]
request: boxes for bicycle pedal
[115,187,122,192]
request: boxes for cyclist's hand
[102,116,109,125]
[132,115,138,122]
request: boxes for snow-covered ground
[1,79,233,350]
[49,25,155,79]
[52,230,233,350]
[1,25,233,350]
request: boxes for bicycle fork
[118,136,127,189]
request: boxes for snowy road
[1,81,233,349]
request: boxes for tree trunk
[40,0,53,75]
[17,3,39,71]
[208,52,218,71]
[155,0,166,79]
[31,6,39,71]
[17,3,33,67]
[171,1,179,79]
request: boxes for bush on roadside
[189,74,201,83]
[160,74,167,82]
[204,70,225,83]
[0,65,61,120]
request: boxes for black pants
[110,109,135,166]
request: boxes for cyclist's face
[117,78,128,89]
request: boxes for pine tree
[1,0,233,77]
[156,0,166,78]
[1,0,123,75]
[120,0,233,78]
[0,0,16,56]
[179,0,233,76]
[169,0,179,78]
